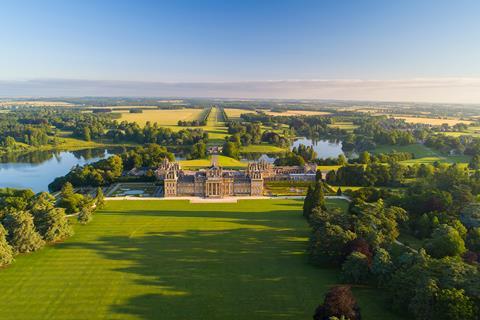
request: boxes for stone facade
[156,158,317,198]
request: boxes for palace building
[155,157,317,198]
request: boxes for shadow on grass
[61,209,338,320]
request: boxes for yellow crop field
[264,110,331,116]
[119,108,205,126]
[393,116,472,126]
[0,100,74,106]
[224,108,255,119]
[90,105,159,110]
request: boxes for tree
[37,207,73,242]
[77,206,93,225]
[30,192,55,214]
[95,187,105,210]
[0,224,14,267]
[309,221,356,265]
[58,182,84,214]
[371,248,394,286]
[313,286,361,320]
[5,136,16,149]
[409,278,439,320]
[460,203,480,228]
[189,141,207,159]
[426,224,466,258]
[343,238,373,263]
[303,185,314,218]
[351,200,407,246]
[336,187,342,196]
[61,182,75,198]
[222,141,239,159]
[2,210,44,253]
[342,251,370,284]
[433,288,478,320]
[359,151,371,164]
[83,127,91,142]
[466,227,480,251]
[311,181,326,211]
[337,154,347,166]
[468,154,480,170]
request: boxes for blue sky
[1,0,480,101]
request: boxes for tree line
[49,144,174,191]
[0,186,104,268]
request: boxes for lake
[291,137,346,159]
[0,148,124,193]
[242,138,354,162]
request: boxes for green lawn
[0,199,404,320]
[327,122,358,132]
[442,126,480,138]
[371,144,470,166]
[240,144,287,153]
[179,155,247,169]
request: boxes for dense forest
[304,171,480,319]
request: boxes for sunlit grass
[0,199,404,320]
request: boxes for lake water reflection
[0,148,124,192]
[291,137,346,159]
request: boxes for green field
[0,199,403,320]
[442,126,480,138]
[179,155,247,169]
[372,144,470,165]
[240,144,287,153]
[327,121,358,132]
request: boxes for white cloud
[1,78,480,103]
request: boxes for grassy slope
[179,155,247,169]
[372,144,470,166]
[0,199,404,320]
[240,144,286,153]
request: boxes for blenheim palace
[155,157,317,198]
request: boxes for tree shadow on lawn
[61,209,340,320]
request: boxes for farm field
[223,108,255,120]
[371,144,470,165]
[119,108,205,126]
[0,100,74,107]
[0,199,404,320]
[263,110,331,117]
[392,116,472,126]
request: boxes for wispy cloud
[1,78,480,103]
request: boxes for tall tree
[95,187,105,209]
[303,185,314,218]
[359,151,371,164]
[36,208,73,242]
[83,127,91,142]
[59,182,84,214]
[311,181,326,211]
[0,224,14,267]
[77,206,93,225]
[3,210,44,253]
